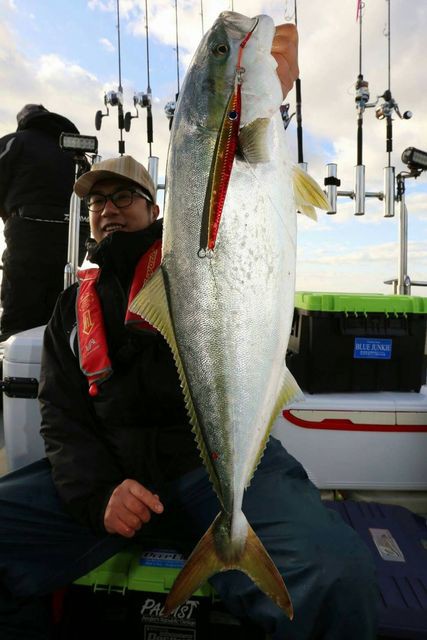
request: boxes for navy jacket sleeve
[39,291,123,533]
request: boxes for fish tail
[164,511,293,619]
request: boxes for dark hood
[17,105,79,137]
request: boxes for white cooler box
[2,325,46,471]
[2,325,427,491]
[272,387,427,490]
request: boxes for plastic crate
[286,292,427,393]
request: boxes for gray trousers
[0,437,378,639]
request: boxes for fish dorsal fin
[245,368,304,488]
[292,165,331,220]
[238,118,271,163]
[129,268,223,503]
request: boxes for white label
[144,626,195,640]
[369,528,405,562]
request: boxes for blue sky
[1,0,426,295]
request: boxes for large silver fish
[130,11,329,617]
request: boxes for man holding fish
[0,14,377,640]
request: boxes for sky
[1,0,426,295]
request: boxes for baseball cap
[74,155,156,203]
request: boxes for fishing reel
[375,90,412,120]
[280,103,295,131]
[124,91,152,132]
[95,90,124,130]
[355,75,370,113]
[164,100,176,130]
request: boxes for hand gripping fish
[130,11,329,618]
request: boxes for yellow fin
[292,165,330,219]
[164,512,293,619]
[246,368,304,488]
[297,204,317,220]
[242,522,293,618]
[164,514,223,615]
[129,268,223,503]
[239,118,271,163]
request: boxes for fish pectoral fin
[129,267,173,340]
[238,118,271,163]
[239,522,293,619]
[164,516,223,616]
[292,164,331,219]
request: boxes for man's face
[87,178,159,243]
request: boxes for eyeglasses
[85,188,151,213]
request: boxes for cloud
[99,37,115,52]
[1,1,426,295]
[36,54,97,83]
[87,0,115,11]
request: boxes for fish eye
[212,42,229,57]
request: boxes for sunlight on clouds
[36,54,97,83]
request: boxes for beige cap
[74,155,156,203]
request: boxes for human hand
[271,23,299,99]
[104,479,164,538]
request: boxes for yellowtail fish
[130,10,329,617]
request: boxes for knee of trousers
[208,523,377,639]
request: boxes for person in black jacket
[0,27,378,640]
[0,153,378,640]
[0,104,89,339]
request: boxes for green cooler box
[286,292,427,393]
[59,547,265,639]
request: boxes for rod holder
[148,156,159,199]
[354,164,365,215]
[325,163,339,214]
[64,177,82,288]
[298,162,308,172]
[383,166,395,217]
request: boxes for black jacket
[0,110,78,220]
[39,222,202,533]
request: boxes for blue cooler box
[325,500,427,639]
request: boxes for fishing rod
[200,0,205,36]
[94,0,126,155]
[324,0,412,217]
[293,0,304,169]
[164,0,181,130]
[280,1,305,170]
[123,0,159,189]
